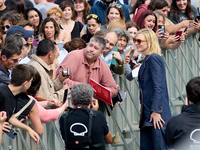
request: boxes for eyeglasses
[109,3,122,9]
[2,25,10,31]
[54,17,61,22]
[6,56,22,63]
[86,14,100,20]
[23,43,29,48]
[133,38,147,45]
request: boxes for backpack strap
[63,107,75,146]
[87,109,93,139]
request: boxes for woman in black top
[59,1,85,39]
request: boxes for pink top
[56,49,118,98]
[132,4,148,23]
[29,96,59,123]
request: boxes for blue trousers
[140,126,171,150]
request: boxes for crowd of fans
[0,0,199,149]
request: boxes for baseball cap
[6,25,34,38]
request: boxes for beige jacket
[28,54,64,101]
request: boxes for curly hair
[72,0,91,24]
[46,6,63,18]
[0,11,24,34]
[170,0,193,21]
[71,83,94,106]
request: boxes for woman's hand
[167,35,180,44]
[112,51,123,64]
[149,111,165,129]
[192,20,200,30]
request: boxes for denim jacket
[138,53,171,128]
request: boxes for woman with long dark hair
[169,0,200,35]
[24,8,43,46]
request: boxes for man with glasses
[6,25,34,64]
[0,43,21,84]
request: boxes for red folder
[90,78,113,106]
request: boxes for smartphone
[195,16,200,22]
[184,27,188,32]
[129,49,135,61]
[63,89,69,103]
[158,25,165,37]
[4,128,18,140]
[175,30,183,41]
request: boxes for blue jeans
[140,126,171,150]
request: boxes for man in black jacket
[165,77,200,150]
[60,83,112,150]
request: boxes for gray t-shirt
[169,5,198,24]
[35,3,59,19]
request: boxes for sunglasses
[109,3,122,9]
[86,14,100,20]
[7,56,22,63]
[2,25,10,31]
[48,39,57,50]
[133,38,147,45]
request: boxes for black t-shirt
[60,108,109,150]
[0,7,8,18]
[82,33,93,43]
[0,84,17,121]
[15,93,35,120]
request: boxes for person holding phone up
[169,0,200,36]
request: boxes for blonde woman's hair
[154,11,165,25]
[107,19,126,31]
[134,28,161,55]
[46,6,63,18]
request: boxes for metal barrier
[0,33,199,150]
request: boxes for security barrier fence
[0,33,199,150]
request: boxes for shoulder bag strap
[13,98,33,118]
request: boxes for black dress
[60,21,83,39]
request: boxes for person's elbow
[35,125,44,136]
[104,131,113,144]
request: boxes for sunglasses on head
[6,56,22,63]
[86,14,100,20]
[109,3,122,9]
[2,25,10,31]
[133,38,147,45]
